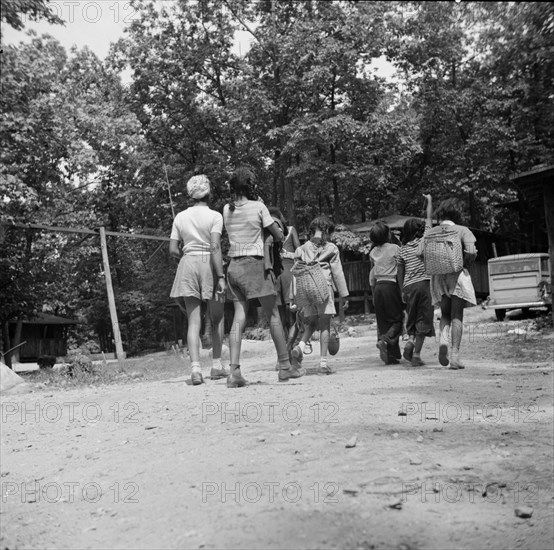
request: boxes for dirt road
[1,308,553,550]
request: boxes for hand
[423,194,432,203]
[289,303,298,312]
[342,300,349,311]
[216,278,226,300]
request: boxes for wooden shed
[8,313,79,362]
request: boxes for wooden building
[8,313,79,362]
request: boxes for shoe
[191,371,204,386]
[376,339,388,364]
[226,370,248,388]
[386,357,400,365]
[449,358,465,370]
[403,341,415,361]
[291,346,303,369]
[411,357,425,367]
[318,364,336,375]
[278,366,306,381]
[438,344,449,366]
[210,366,229,380]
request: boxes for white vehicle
[486,253,551,321]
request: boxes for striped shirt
[223,200,275,257]
[399,237,429,288]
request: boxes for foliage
[0,0,63,33]
[2,0,552,357]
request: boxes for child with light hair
[169,174,228,386]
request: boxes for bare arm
[169,239,181,260]
[266,221,284,242]
[290,226,301,250]
[210,232,227,297]
[423,194,432,226]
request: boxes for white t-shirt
[223,200,275,257]
[170,205,223,256]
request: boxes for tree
[1,0,63,33]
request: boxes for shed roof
[9,313,79,325]
[348,214,424,233]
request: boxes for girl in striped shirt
[397,195,436,366]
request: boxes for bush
[66,348,94,377]
[532,313,553,332]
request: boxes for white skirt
[430,269,476,308]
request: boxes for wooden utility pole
[99,227,126,360]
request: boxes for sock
[298,341,306,353]
[320,358,328,368]
[278,352,291,369]
[191,362,201,373]
[413,352,421,358]
[212,358,223,370]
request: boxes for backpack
[421,225,464,275]
[290,260,330,309]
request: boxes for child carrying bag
[421,225,464,275]
[290,260,329,309]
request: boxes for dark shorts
[373,280,403,347]
[403,280,436,337]
[227,256,277,302]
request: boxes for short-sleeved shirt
[223,200,275,257]
[369,243,400,282]
[170,205,223,256]
[445,222,477,255]
[399,236,429,288]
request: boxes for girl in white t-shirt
[169,175,228,386]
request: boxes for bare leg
[259,295,290,367]
[414,333,425,355]
[450,296,466,369]
[259,295,305,381]
[184,297,202,365]
[184,297,204,385]
[208,299,225,360]
[318,314,332,359]
[300,315,318,345]
[229,300,247,367]
[439,295,451,366]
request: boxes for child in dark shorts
[397,201,436,367]
[369,221,403,364]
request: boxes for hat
[187,175,210,200]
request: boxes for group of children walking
[170,169,477,388]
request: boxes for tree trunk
[278,154,286,214]
[330,144,340,221]
[272,150,279,206]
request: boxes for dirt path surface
[1,308,553,550]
